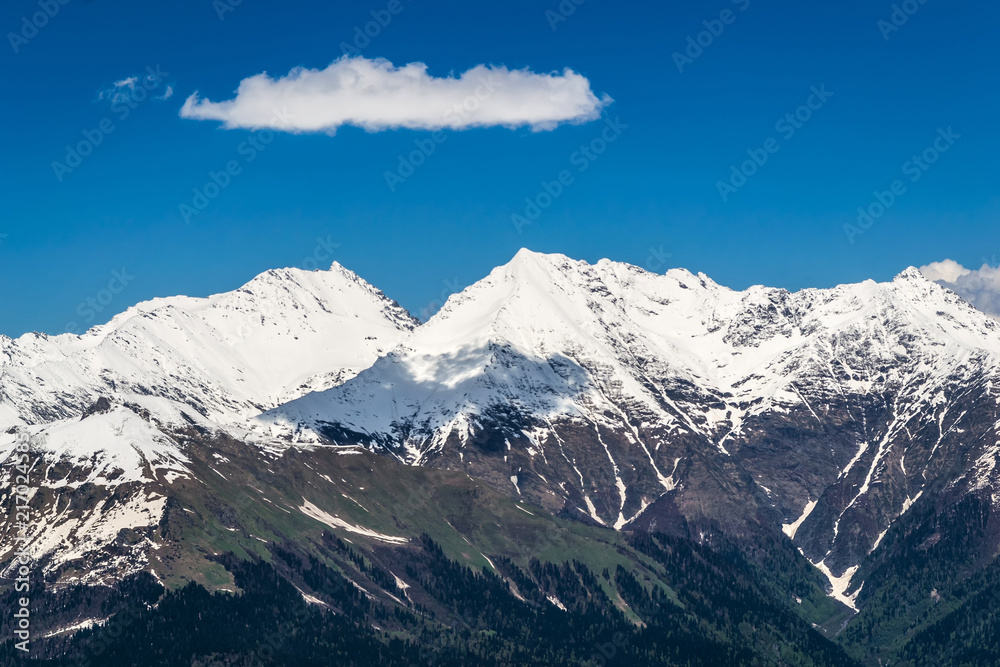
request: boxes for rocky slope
[260,250,1000,610]
[4,250,1000,664]
[0,263,415,583]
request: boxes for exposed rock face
[80,396,112,419]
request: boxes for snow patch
[782,499,818,540]
[298,499,408,544]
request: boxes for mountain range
[4,250,1000,666]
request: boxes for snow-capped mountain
[1,263,415,430]
[0,263,415,582]
[260,250,1000,607]
[5,249,1000,616]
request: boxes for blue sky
[2,0,998,336]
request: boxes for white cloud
[98,77,140,104]
[98,71,172,105]
[919,259,971,283]
[179,56,611,134]
[114,76,139,89]
[920,259,1000,318]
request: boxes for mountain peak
[0,258,418,430]
[495,249,585,288]
[893,266,928,282]
[512,247,544,260]
[663,267,703,285]
[506,248,573,269]
[241,262,347,289]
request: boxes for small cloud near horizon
[179,55,611,134]
[920,259,1000,318]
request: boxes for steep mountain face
[261,250,1000,610]
[1,438,857,666]
[0,264,415,583]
